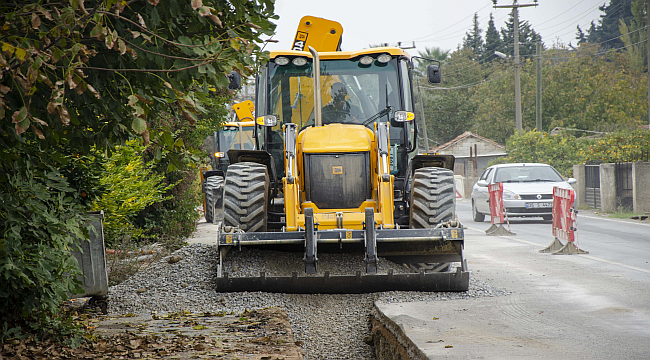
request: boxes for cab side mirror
[427,64,441,84]
[476,180,489,187]
[227,71,242,90]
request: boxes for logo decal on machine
[332,166,343,175]
[293,31,309,51]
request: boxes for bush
[492,130,650,177]
[490,130,586,176]
[0,150,103,344]
[91,140,174,248]
[577,130,650,163]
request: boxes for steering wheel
[321,110,351,124]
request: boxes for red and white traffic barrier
[485,182,515,236]
[540,186,588,254]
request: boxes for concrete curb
[371,302,427,360]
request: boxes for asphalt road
[459,199,650,281]
[377,199,650,359]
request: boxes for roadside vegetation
[0,0,276,346]
[414,0,649,155]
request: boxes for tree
[619,0,648,73]
[586,0,634,49]
[576,25,588,45]
[463,13,484,60]
[500,11,543,58]
[483,13,505,63]
[0,0,276,341]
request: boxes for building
[430,131,507,177]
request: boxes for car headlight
[502,190,520,200]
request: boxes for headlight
[359,56,374,65]
[502,190,520,200]
[292,57,307,66]
[275,56,289,65]
[377,54,392,63]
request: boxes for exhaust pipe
[308,46,322,127]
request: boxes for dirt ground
[1,307,303,360]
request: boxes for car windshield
[493,166,563,183]
[267,58,401,129]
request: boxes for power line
[417,10,510,44]
[421,67,515,90]
[413,2,495,42]
[537,38,647,60]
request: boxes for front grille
[304,152,371,209]
[520,194,552,200]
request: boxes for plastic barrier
[540,186,588,255]
[485,183,515,236]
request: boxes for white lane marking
[464,225,650,274]
[578,214,650,227]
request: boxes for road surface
[376,199,650,359]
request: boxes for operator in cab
[321,82,363,124]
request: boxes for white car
[471,163,577,222]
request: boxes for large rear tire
[204,176,224,223]
[407,167,457,273]
[409,167,456,228]
[223,162,269,232]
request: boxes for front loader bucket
[216,225,469,293]
[215,268,469,294]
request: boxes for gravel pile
[109,243,510,359]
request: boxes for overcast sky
[264,0,610,56]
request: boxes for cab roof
[269,46,410,60]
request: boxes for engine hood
[299,124,373,153]
[502,181,573,195]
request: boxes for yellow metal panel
[292,16,343,52]
[233,100,255,122]
[299,124,373,153]
[270,47,409,60]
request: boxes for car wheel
[542,215,553,221]
[472,200,485,222]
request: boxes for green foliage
[490,130,584,176]
[0,0,277,343]
[619,0,648,73]
[463,13,484,59]
[0,149,100,343]
[578,130,650,163]
[91,140,174,248]
[492,130,650,177]
[586,0,634,49]
[483,13,504,63]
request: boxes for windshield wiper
[362,106,393,126]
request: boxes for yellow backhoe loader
[214,16,468,293]
[200,100,256,223]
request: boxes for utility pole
[493,0,538,132]
[647,0,649,129]
[536,41,542,131]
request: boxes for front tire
[204,176,224,224]
[223,162,269,232]
[472,200,485,222]
[410,167,456,228]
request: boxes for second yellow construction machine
[215,16,468,293]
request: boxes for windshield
[268,58,401,129]
[218,125,255,155]
[493,166,564,183]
